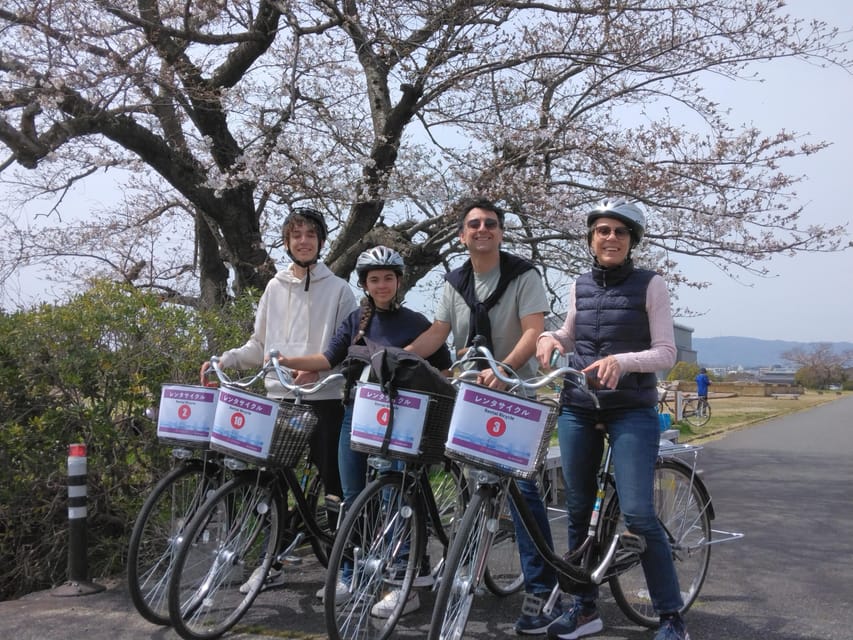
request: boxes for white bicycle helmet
[355,246,405,283]
[586,199,646,244]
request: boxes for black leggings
[305,399,345,499]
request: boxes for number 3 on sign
[486,416,506,437]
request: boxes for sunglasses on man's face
[466,218,500,230]
[593,224,631,239]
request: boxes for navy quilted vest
[562,261,659,409]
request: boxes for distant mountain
[692,336,853,368]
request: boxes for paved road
[3,396,852,639]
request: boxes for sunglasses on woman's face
[466,218,500,230]
[593,224,631,239]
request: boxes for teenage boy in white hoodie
[200,208,357,590]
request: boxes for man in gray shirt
[408,197,561,634]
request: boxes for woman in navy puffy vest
[536,200,689,640]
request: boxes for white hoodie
[219,262,358,400]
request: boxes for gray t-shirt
[436,265,548,380]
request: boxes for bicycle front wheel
[324,471,423,640]
[168,471,282,640]
[428,484,501,640]
[127,458,222,625]
[608,459,712,627]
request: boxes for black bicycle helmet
[285,207,328,244]
[355,246,405,284]
[283,207,328,291]
[586,198,646,245]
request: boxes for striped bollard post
[52,443,105,596]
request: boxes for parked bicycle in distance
[428,343,741,640]
[658,385,711,427]
[166,353,343,640]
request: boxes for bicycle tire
[324,471,423,640]
[168,471,282,640]
[482,492,524,596]
[425,462,468,583]
[683,399,711,428]
[127,459,221,625]
[607,459,712,627]
[428,485,501,640]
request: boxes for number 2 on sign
[486,416,506,437]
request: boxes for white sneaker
[239,566,282,594]
[370,589,420,618]
[315,580,350,605]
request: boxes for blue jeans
[557,405,684,614]
[508,477,558,595]
[338,403,366,507]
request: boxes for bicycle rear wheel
[482,493,524,596]
[425,461,467,584]
[683,399,711,427]
[324,471,423,640]
[127,458,222,625]
[608,459,712,627]
[168,471,282,640]
[428,484,501,640]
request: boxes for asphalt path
[3,395,852,639]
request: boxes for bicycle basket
[156,383,218,448]
[350,382,455,464]
[444,381,558,480]
[210,387,317,467]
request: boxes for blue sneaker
[654,616,690,640]
[546,603,603,639]
[514,593,563,635]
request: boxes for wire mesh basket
[444,382,559,480]
[350,382,456,464]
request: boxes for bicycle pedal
[520,593,544,616]
[278,554,303,566]
[619,531,646,555]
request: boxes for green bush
[0,281,256,600]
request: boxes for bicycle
[166,353,343,640]
[658,385,711,427]
[429,344,742,640]
[322,375,462,640]
[323,366,527,640]
[127,370,272,625]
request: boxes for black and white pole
[52,443,105,596]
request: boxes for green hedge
[0,281,255,600]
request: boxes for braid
[353,297,375,344]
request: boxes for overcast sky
[3,1,851,344]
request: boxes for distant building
[673,323,696,366]
[758,365,797,384]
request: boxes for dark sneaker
[654,616,690,640]
[546,603,603,639]
[514,593,563,635]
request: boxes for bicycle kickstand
[591,531,646,584]
[275,532,305,566]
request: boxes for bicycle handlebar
[452,337,600,409]
[208,351,343,400]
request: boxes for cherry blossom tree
[0,0,850,311]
